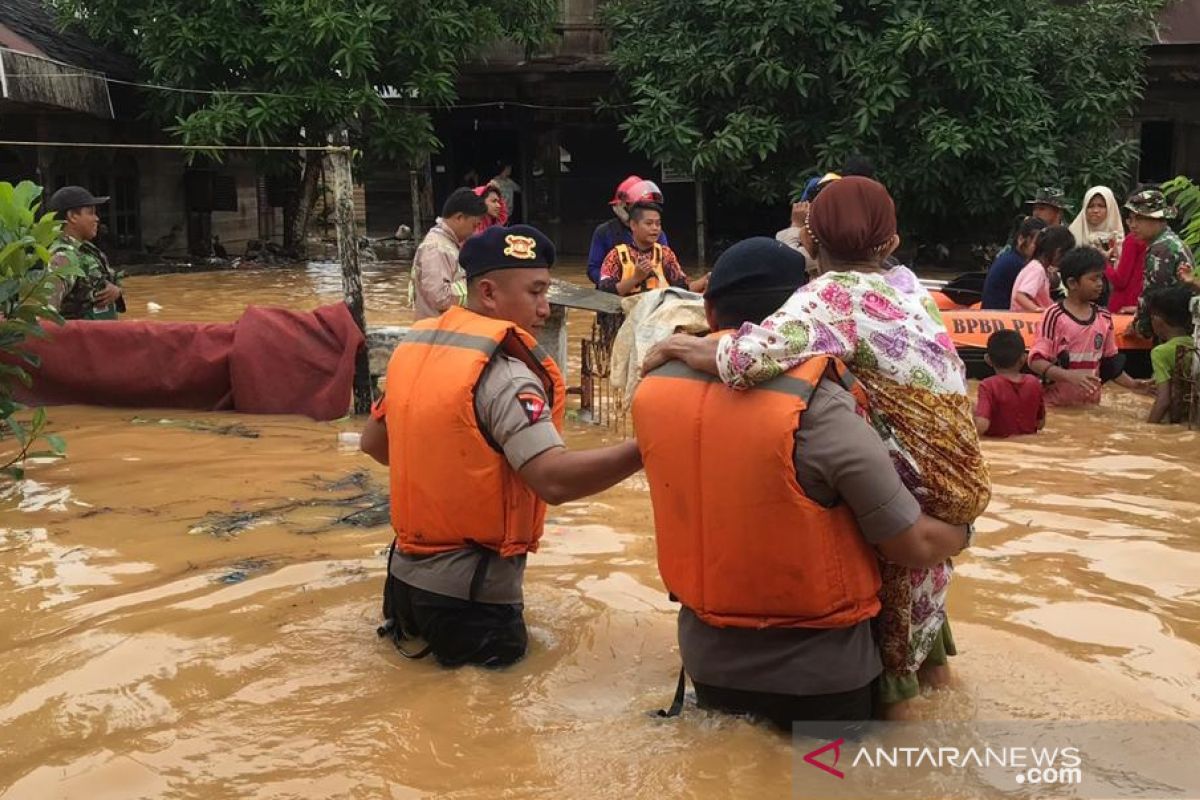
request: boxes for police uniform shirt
[384,354,564,605]
[677,380,922,698]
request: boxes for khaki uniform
[410,221,468,321]
[675,379,920,698]
[382,355,564,604]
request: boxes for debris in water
[315,470,371,493]
[131,417,261,439]
[189,511,279,539]
[215,557,271,583]
[185,472,389,538]
[334,501,391,528]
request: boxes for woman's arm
[642,334,721,376]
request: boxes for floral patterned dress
[716,266,990,677]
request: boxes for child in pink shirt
[1011,225,1075,312]
[1028,247,1151,405]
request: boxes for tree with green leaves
[603,0,1168,244]
[1,181,81,480]
[53,0,557,254]
[1163,176,1200,254]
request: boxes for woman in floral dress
[646,177,989,716]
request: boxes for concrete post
[536,305,570,385]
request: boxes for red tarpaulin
[11,303,365,421]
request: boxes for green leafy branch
[0,181,81,482]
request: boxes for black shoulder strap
[376,540,433,660]
[464,539,497,603]
[655,666,689,718]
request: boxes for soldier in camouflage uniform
[1126,188,1196,339]
[47,186,125,321]
[1025,186,1071,227]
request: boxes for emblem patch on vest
[517,391,547,423]
[504,235,537,260]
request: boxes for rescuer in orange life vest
[632,237,972,729]
[360,224,642,668]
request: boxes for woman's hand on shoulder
[642,334,721,376]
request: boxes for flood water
[1,262,1198,799]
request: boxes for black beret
[460,225,556,279]
[705,237,808,300]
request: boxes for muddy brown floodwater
[1,262,1198,799]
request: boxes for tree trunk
[283,151,322,258]
[329,130,374,415]
[409,167,423,240]
[255,175,274,243]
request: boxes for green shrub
[1162,175,1200,253]
[0,181,81,480]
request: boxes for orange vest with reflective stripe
[383,305,565,557]
[632,353,882,629]
[615,243,667,292]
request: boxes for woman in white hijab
[1069,186,1124,265]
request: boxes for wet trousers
[383,573,527,668]
[693,680,875,733]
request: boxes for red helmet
[625,179,664,206]
[610,175,644,206]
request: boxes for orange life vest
[632,353,882,629]
[615,243,667,292]
[383,305,565,558]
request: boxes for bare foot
[918,662,953,690]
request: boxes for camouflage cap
[1024,186,1071,211]
[1124,188,1177,220]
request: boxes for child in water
[646,176,989,716]
[1143,285,1197,424]
[1028,247,1150,406]
[975,330,1045,437]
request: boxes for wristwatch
[963,522,976,550]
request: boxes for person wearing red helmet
[597,185,709,296]
[586,174,671,287]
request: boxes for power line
[0,140,343,152]
[431,100,622,111]
[1,47,297,98]
[6,71,304,99]
[1,47,625,111]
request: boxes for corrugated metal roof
[0,0,135,79]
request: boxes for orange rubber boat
[926,285,1152,379]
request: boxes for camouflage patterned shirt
[1133,227,1195,339]
[50,234,124,320]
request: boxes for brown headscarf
[806,176,897,262]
